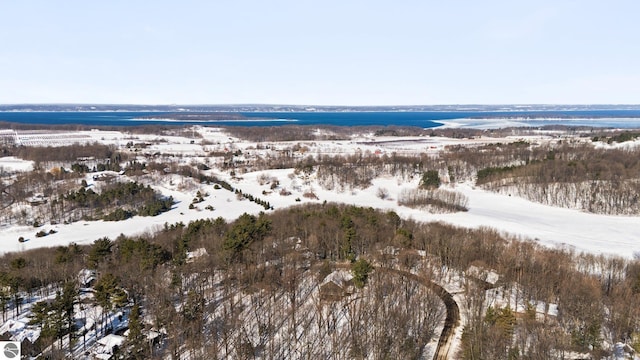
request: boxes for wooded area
[0,203,638,358]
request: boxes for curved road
[378,267,460,360]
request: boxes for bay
[2,110,640,128]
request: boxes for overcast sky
[1,1,639,105]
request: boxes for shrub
[303,191,318,199]
[376,187,389,199]
[420,170,441,189]
[351,259,373,288]
[398,188,468,213]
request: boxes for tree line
[473,143,640,214]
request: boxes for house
[92,173,116,182]
[93,334,125,359]
[186,248,208,263]
[466,264,500,286]
[27,193,47,206]
[78,269,97,289]
[319,270,354,301]
[123,328,165,347]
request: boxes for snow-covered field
[1,126,639,259]
[0,156,34,172]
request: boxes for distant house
[466,264,500,286]
[78,269,97,289]
[319,270,355,301]
[186,248,208,263]
[27,193,47,206]
[92,173,116,182]
[123,328,165,348]
[93,334,125,359]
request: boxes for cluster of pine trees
[53,181,173,223]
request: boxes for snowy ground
[2,172,639,259]
[3,125,640,359]
[1,126,639,259]
[0,156,34,172]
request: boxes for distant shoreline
[3,110,640,129]
[3,104,640,113]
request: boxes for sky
[1,1,640,105]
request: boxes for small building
[78,269,97,289]
[123,328,165,347]
[27,194,47,206]
[319,270,355,301]
[93,334,125,359]
[186,248,208,263]
[466,264,500,286]
[92,173,116,182]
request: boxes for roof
[96,334,125,354]
[467,265,500,285]
[78,269,96,286]
[321,270,353,287]
[186,247,208,262]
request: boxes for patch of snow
[0,156,34,172]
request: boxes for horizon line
[2,103,640,108]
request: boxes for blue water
[2,110,640,128]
